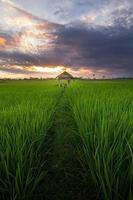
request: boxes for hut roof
[56,71,73,79]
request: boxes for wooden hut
[56,71,73,87]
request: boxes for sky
[0,0,133,79]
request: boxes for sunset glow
[0,37,6,46]
[19,34,40,53]
[32,66,65,73]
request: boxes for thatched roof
[56,71,73,80]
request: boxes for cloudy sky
[0,0,133,78]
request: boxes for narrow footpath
[43,88,97,200]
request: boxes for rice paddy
[0,80,132,200]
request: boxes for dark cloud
[0,66,29,74]
[51,24,133,74]
[0,22,133,76]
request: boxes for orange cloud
[0,37,6,46]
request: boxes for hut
[56,71,73,87]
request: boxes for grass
[0,79,132,200]
[0,80,61,200]
[67,80,133,200]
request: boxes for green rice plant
[0,80,61,200]
[67,80,133,200]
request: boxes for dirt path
[42,89,97,200]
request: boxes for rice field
[0,80,132,200]
[67,80,133,200]
[0,80,61,200]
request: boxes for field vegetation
[67,80,133,200]
[0,80,132,200]
[0,80,61,199]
